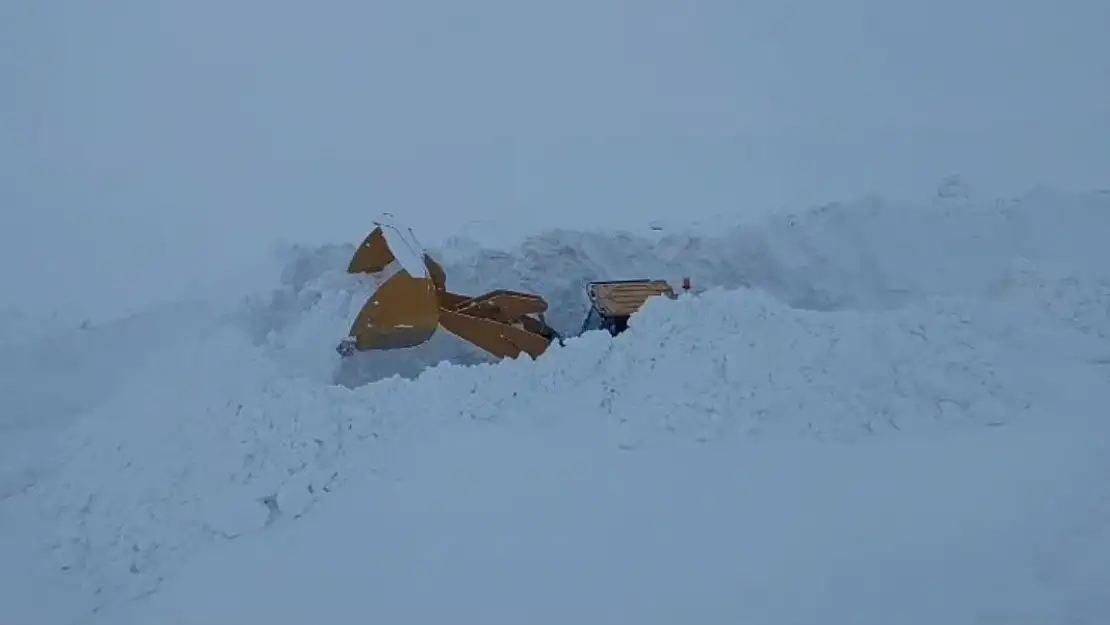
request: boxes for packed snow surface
[2,188,1110,624]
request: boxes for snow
[93,416,1110,625]
[372,214,430,279]
[3,4,1109,620]
[2,187,1109,624]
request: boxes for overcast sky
[2,0,1108,319]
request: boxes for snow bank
[241,186,1110,385]
[2,188,1109,624]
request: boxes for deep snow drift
[2,187,1109,624]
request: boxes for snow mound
[245,186,1110,385]
[1,188,1109,624]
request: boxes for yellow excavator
[336,216,680,360]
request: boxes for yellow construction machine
[336,216,680,360]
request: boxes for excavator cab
[579,279,677,336]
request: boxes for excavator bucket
[346,270,440,351]
[339,216,442,355]
[338,214,559,360]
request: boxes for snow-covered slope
[101,392,1110,625]
[2,188,1109,624]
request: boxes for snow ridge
[1,188,1108,624]
[247,186,1110,385]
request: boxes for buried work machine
[336,216,683,360]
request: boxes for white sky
[2,0,1108,319]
